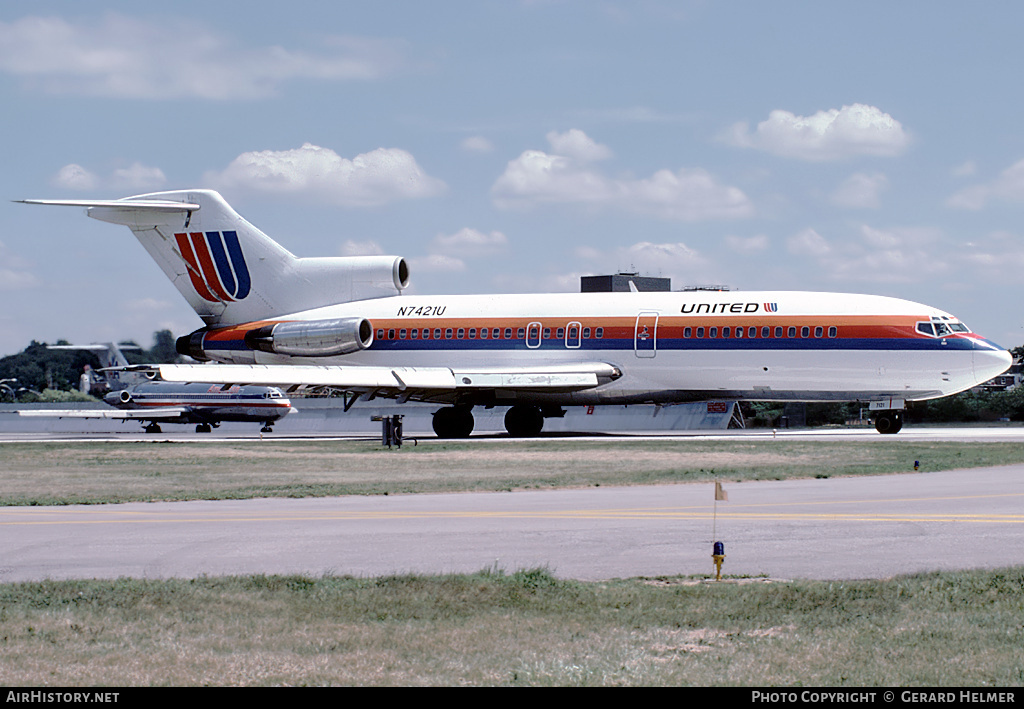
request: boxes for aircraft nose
[974,340,1013,383]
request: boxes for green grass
[1,567,1022,686]
[1,439,1024,505]
[3,439,1023,685]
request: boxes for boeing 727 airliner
[20,190,1012,437]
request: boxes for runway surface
[3,423,1024,444]
[3,427,1024,583]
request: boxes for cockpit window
[917,320,970,337]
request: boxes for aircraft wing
[18,407,190,421]
[150,362,621,403]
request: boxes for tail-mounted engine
[177,317,373,362]
[244,318,373,356]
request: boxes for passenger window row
[682,325,838,339]
[375,326,607,341]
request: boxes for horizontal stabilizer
[16,198,200,212]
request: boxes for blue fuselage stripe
[203,336,978,353]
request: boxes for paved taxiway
[3,423,1024,443]
[3,427,1024,582]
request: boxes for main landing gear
[504,405,544,438]
[873,410,903,434]
[432,406,475,439]
[431,404,553,439]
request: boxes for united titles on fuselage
[680,302,766,314]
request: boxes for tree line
[0,330,179,400]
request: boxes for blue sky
[2,1,1023,356]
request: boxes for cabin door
[634,312,659,358]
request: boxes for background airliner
[21,190,1012,437]
[21,342,294,433]
[101,381,294,433]
[19,379,294,434]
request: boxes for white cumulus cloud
[205,143,446,207]
[830,172,888,209]
[0,15,412,100]
[947,158,1024,210]
[787,228,832,257]
[726,104,910,161]
[51,162,166,192]
[433,228,508,256]
[0,241,39,291]
[960,231,1024,282]
[829,225,946,282]
[545,129,612,162]
[52,164,100,191]
[111,162,168,191]
[460,136,494,154]
[408,254,466,273]
[340,240,385,256]
[492,129,753,221]
[788,224,948,285]
[576,240,708,280]
[725,234,770,254]
[951,160,977,177]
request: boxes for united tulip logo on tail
[175,231,251,302]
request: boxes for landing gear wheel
[260,425,273,433]
[196,423,212,433]
[874,411,903,434]
[144,422,162,434]
[432,406,474,438]
[504,405,544,437]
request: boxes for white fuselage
[193,290,1011,406]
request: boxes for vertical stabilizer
[24,190,409,326]
[86,190,297,326]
